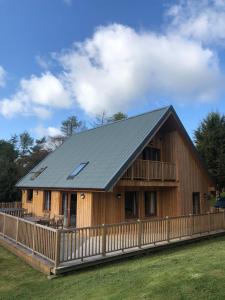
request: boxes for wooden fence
[0,210,225,269]
[122,160,177,181]
[0,212,57,263]
[58,212,225,265]
[0,201,22,209]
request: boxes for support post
[208,212,211,233]
[189,214,193,236]
[16,217,19,243]
[32,223,36,255]
[3,213,6,237]
[162,163,164,181]
[166,216,170,242]
[102,224,106,257]
[55,229,61,268]
[137,219,142,248]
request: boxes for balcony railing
[122,160,177,181]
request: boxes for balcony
[122,160,177,182]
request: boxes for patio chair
[54,214,64,229]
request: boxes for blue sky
[0,0,225,140]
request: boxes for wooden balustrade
[58,211,225,265]
[0,202,22,209]
[1,210,225,268]
[0,212,57,263]
[122,160,177,181]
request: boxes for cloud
[0,65,6,87]
[0,72,71,118]
[57,23,223,115]
[63,0,72,6]
[167,0,225,45]
[34,125,61,138]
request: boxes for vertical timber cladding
[22,190,44,216]
[76,192,93,228]
[162,129,212,215]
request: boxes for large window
[27,189,33,202]
[193,192,200,215]
[43,191,51,211]
[144,191,157,217]
[142,147,160,161]
[125,192,138,219]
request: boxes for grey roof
[16,106,172,190]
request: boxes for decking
[0,206,225,275]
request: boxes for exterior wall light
[81,193,85,199]
[116,193,122,199]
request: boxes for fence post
[189,214,193,236]
[32,223,36,255]
[166,216,170,242]
[137,219,142,248]
[55,229,61,268]
[16,217,19,243]
[208,212,211,233]
[3,213,6,238]
[102,224,106,257]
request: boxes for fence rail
[122,160,177,181]
[59,211,225,265]
[0,202,22,209]
[0,212,57,263]
[1,210,225,268]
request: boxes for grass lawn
[1,237,225,300]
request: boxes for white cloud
[58,23,223,116]
[63,0,72,6]
[34,125,61,138]
[0,65,6,87]
[0,72,72,118]
[35,55,49,69]
[167,0,225,45]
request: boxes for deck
[0,207,225,275]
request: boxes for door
[62,192,69,227]
[70,193,77,226]
[193,192,200,215]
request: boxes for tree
[194,112,225,189]
[19,131,34,156]
[60,116,83,137]
[92,111,108,127]
[0,140,20,202]
[107,112,128,123]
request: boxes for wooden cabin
[17,106,214,228]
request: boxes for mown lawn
[1,237,225,300]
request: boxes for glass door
[62,192,69,227]
[70,193,77,227]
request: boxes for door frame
[61,192,77,227]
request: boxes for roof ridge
[72,105,172,137]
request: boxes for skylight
[30,166,47,180]
[67,162,89,180]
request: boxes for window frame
[144,191,157,217]
[27,189,33,203]
[193,192,200,215]
[125,192,139,220]
[67,162,89,180]
[43,190,51,211]
[142,147,161,161]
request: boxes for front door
[62,192,77,227]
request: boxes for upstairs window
[144,191,157,217]
[43,191,51,211]
[193,192,200,215]
[27,189,33,202]
[125,192,138,219]
[67,162,89,179]
[142,147,160,161]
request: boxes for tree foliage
[61,116,84,137]
[194,112,225,189]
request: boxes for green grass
[1,237,225,300]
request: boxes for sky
[0,0,225,140]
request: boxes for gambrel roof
[16,105,212,191]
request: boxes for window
[144,191,157,217]
[193,192,200,215]
[125,192,138,219]
[142,147,160,161]
[67,162,89,180]
[30,166,47,180]
[43,191,51,211]
[27,189,33,202]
